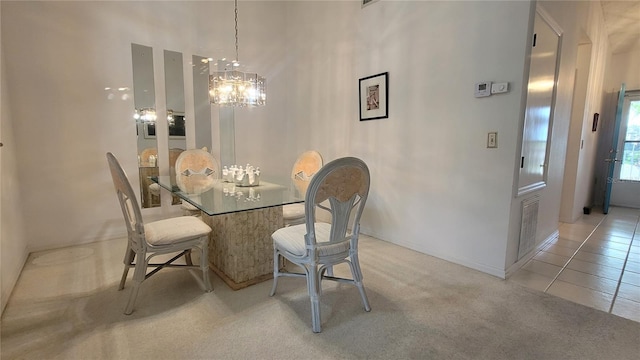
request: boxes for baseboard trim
[27,231,128,254]
[1,247,29,315]
[360,228,508,279]
[505,230,559,278]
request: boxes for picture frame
[361,0,380,8]
[143,122,156,139]
[592,113,599,132]
[143,113,186,139]
[359,72,388,121]
[168,113,186,139]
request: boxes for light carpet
[1,236,639,359]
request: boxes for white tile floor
[510,206,640,323]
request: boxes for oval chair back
[304,157,370,250]
[106,152,213,315]
[291,150,323,196]
[107,152,145,248]
[175,148,219,194]
[270,157,371,333]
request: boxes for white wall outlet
[487,132,498,148]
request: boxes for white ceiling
[601,1,640,54]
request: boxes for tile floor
[509,206,640,323]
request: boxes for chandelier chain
[209,0,266,107]
[234,0,239,63]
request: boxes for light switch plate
[487,132,498,148]
[491,82,509,94]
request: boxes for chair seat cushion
[282,203,305,220]
[272,222,350,257]
[145,217,211,246]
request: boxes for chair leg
[308,266,322,333]
[269,247,280,297]
[326,265,334,277]
[124,252,147,315]
[119,247,135,290]
[119,267,129,291]
[200,243,212,292]
[184,249,193,266]
[349,256,371,312]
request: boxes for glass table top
[151,176,305,216]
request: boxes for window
[619,93,640,181]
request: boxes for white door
[518,9,562,195]
[610,90,640,208]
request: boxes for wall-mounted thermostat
[475,81,492,98]
[491,82,509,94]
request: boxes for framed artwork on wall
[144,123,157,139]
[143,114,186,139]
[359,72,388,121]
[168,114,186,139]
[362,0,380,8]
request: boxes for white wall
[286,1,532,277]
[1,1,616,308]
[505,0,616,272]
[561,43,592,222]
[559,1,610,222]
[288,0,610,276]
[594,49,640,207]
[0,1,288,254]
[576,2,609,212]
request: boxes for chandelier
[133,108,157,123]
[210,0,266,107]
[166,109,176,126]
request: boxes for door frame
[609,89,640,209]
[517,5,563,196]
[603,84,626,213]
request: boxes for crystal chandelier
[166,109,175,126]
[210,0,266,107]
[133,108,157,123]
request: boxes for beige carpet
[1,236,639,360]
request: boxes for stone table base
[202,206,283,290]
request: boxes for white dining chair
[269,157,371,333]
[174,148,218,216]
[283,150,323,226]
[106,152,213,314]
[148,148,184,203]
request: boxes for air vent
[518,195,540,260]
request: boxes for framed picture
[362,0,380,8]
[143,123,157,139]
[359,72,388,121]
[143,113,186,139]
[168,114,186,139]
[592,113,599,132]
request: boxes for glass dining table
[151,175,305,290]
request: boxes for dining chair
[283,150,323,226]
[174,148,219,216]
[139,147,158,167]
[148,148,184,202]
[106,152,213,315]
[269,157,371,333]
